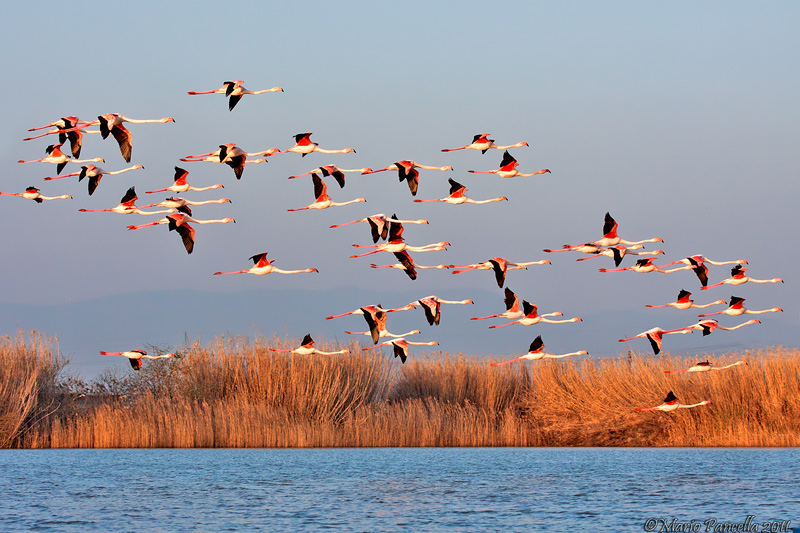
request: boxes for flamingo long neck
[330,198,366,207]
[314,147,354,154]
[715,361,745,370]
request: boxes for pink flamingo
[599,258,674,274]
[100,350,178,371]
[330,213,428,243]
[145,167,224,194]
[635,391,710,412]
[684,318,761,336]
[326,302,416,321]
[442,133,528,153]
[344,307,421,345]
[152,196,232,216]
[664,360,747,374]
[697,296,782,317]
[488,301,581,329]
[369,250,450,281]
[408,295,474,326]
[181,144,279,162]
[449,257,550,288]
[213,252,318,276]
[0,186,72,203]
[645,290,727,310]
[289,165,373,188]
[413,178,508,205]
[44,164,144,196]
[267,334,349,356]
[658,254,748,269]
[279,133,356,157]
[18,143,103,174]
[701,265,783,290]
[470,288,523,321]
[362,338,439,364]
[188,80,283,110]
[349,220,449,258]
[559,212,664,250]
[575,245,664,267]
[24,116,100,157]
[127,213,234,254]
[94,113,175,162]
[618,326,693,355]
[490,336,588,366]
[78,187,168,215]
[181,144,276,179]
[467,150,549,178]
[363,160,453,196]
[288,174,365,211]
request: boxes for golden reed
[4,333,799,448]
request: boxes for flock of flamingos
[10,80,785,413]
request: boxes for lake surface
[1,448,797,532]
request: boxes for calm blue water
[0,448,797,532]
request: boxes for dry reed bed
[4,333,799,448]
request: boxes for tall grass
[9,333,800,448]
[0,331,66,448]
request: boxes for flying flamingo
[701,265,784,290]
[288,174,366,211]
[488,301,581,329]
[634,391,710,412]
[330,213,429,243]
[349,219,449,258]
[684,318,761,336]
[18,144,104,175]
[664,360,747,374]
[100,350,178,370]
[146,167,224,194]
[213,252,318,276]
[618,326,693,355]
[152,196,231,216]
[78,187,169,215]
[44,164,144,196]
[369,251,450,281]
[181,144,276,179]
[490,336,588,366]
[187,80,284,111]
[363,160,453,196]
[413,178,508,205]
[267,334,349,356]
[362,338,439,364]
[408,295,474,326]
[279,133,356,157]
[575,245,664,267]
[559,212,664,250]
[645,290,727,310]
[94,113,175,163]
[344,307,420,345]
[289,165,373,188]
[181,144,279,162]
[0,186,72,203]
[449,257,550,288]
[467,150,550,178]
[658,255,748,269]
[441,133,528,153]
[470,288,523,321]
[24,116,100,157]
[697,296,783,317]
[326,302,416,320]
[127,213,235,254]
[599,257,673,274]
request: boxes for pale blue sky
[1,2,796,374]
